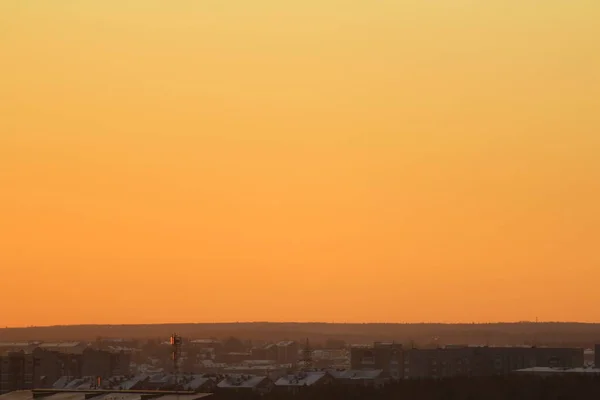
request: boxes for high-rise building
[350,342,403,380]
[82,348,131,380]
[0,351,34,394]
[403,346,584,379]
[276,342,299,365]
[351,342,583,380]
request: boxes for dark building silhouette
[220,352,252,364]
[250,344,278,361]
[0,352,34,394]
[222,338,245,354]
[403,346,583,379]
[31,348,82,388]
[595,344,600,367]
[350,342,403,379]
[81,348,130,379]
[350,342,583,380]
[276,342,299,365]
[29,347,129,389]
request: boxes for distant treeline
[217,375,600,400]
[2,322,600,347]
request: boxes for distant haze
[0,1,599,326]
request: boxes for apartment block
[403,346,584,379]
[0,352,34,394]
[350,342,403,380]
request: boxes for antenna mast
[301,338,313,370]
[170,333,182,387]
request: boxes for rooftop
[217,375,268,389]
[329,369,384,380]
[274,372,328,387]
[0,391,211,400]
[515,367,600,374]
[176,375,213,391]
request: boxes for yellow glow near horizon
[1,1,599,327]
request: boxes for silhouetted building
[222,338,245,354]
[595,344,600,367]
[403,346,584,379]
[31,348,83,388]
[0,351,34,394]
[250,344,278,361]
[276,342,299,365]
[220,353,252,364]
[350,342,403,380]
[81,348,130,379]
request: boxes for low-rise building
[329,369,387,388]
[178,375,215,393]
[101,375,150,390]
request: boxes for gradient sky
[1,1,599,327]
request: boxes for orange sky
[1,1,599,327]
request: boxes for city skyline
[1,0,599,327]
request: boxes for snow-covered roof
[181,375,213,391]
[64,377,97,390]
[274,372,327,387]
[103,375,149,390]
[52,376,73,389]
[217,375,268,389]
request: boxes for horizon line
[4,320,600,329]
